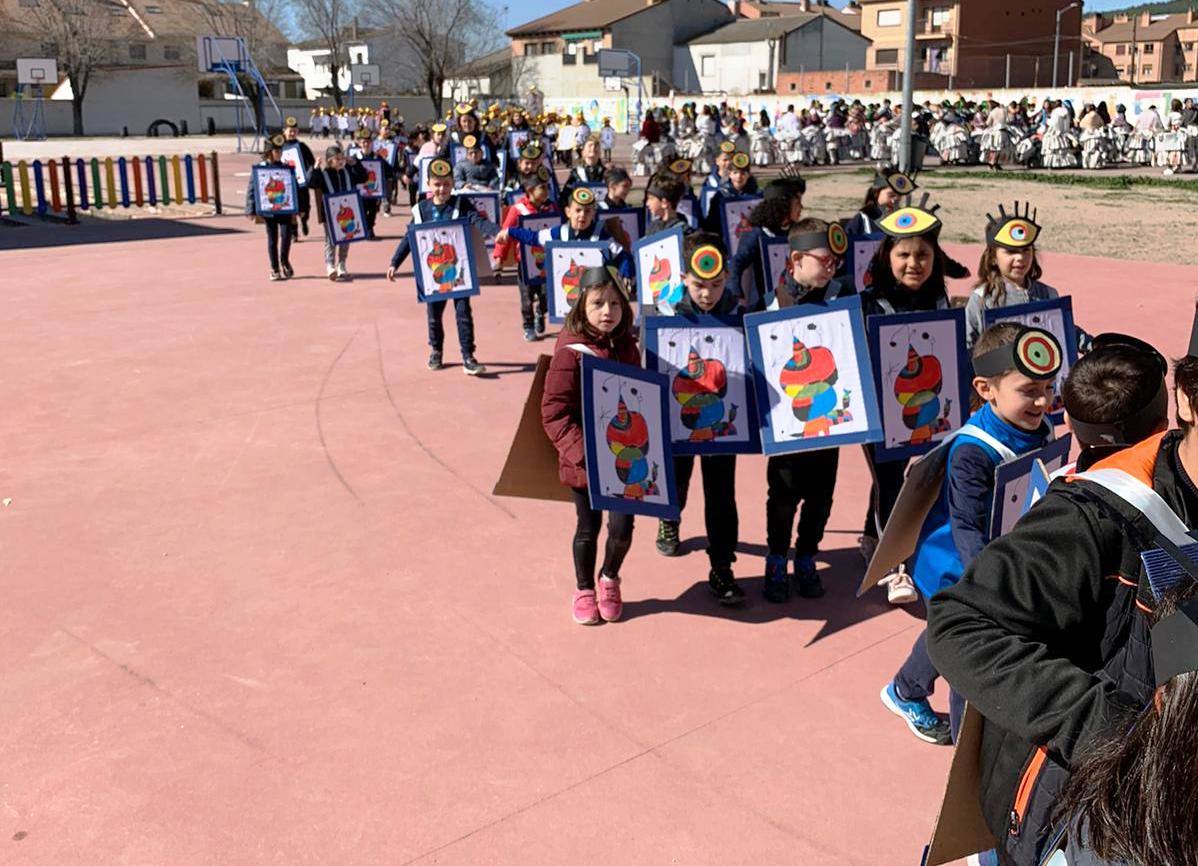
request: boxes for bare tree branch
[293,0,360,107]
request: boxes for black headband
[789,223,848,256]
[1153,596,1198,686]
[579,265,616,290]
[972,327,1062,381]
[1066,333,1169,447]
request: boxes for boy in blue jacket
[880,322,1060,745]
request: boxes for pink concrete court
[1,191,1192,864]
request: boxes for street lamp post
[1053,2,1080,89]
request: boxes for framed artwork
[718,194,762,258]
[460,191,500,251]
[745,294,883,455]
[373,138,397,166]
[408,218,483,302]
[1022,458,1055,517]
[517,212,563,285]
[580,182,608,203]
[600,206,644,249]
[632,227,685,309]
[279,142,308,188]
[867,308,971,462]
[677,194,698,229]
[983,296,1078,423]
[580,354,680,520]
[416,156,435,195]
[990,434,1073,539]
[843,231,884,294]
[643,314,761,455]
[700,183,717,219]
[508,129,532,159]
[451,144,469,166]
[544,240,609,322]
[357,157,387,200]
[251,165,299,216]
[760,236,791,304]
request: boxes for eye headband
[877,192,942,238]
[687,245,725,280]
[719,141,736,154]
[569,187,596,207]
[270,134,285,147]
[428,158,453,178]
[789,223,848,256]
[669,158,693,174]
[985,201,1041,249]
[284,116,298,128]
[430,122,447,133]
[972,327,1062,381]
[871,170,917,195]
[730,152,751,170]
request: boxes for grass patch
[925,170,1198,192]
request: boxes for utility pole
[1053,2,1079,89]
[1131,13,1138,84]
[1006,53,1011,87]
[899,0,916,172]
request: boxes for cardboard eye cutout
[827,223,849,256]
[730,152,751,170]
[429,158,453,178]
[689,245,724,279]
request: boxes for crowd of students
[247,101,1198,866]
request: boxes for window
[163,44,180,60]
[129,43,146,60]
[566,42,577,54]
[877,8,901,27]
[583,49,597,64]
[1185,42,1195,51]
[700,54,715,76]
[562,51,576,65]
[592,40,603,53]
[824,80,832,89]
[540,40,555,53]
[789,82,796,91]
[1143,64,1153,75]
[875,48,899,64]
[1144,43,1155,54]
[864,78,872,87]
[759,71,768,89]
[928,6,949,29]
[525,43,540,56]
[1116,43,1126,55]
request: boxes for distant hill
[1090,1,1196,15]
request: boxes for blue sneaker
[763,554,790,603]
[880,683,952,745]
[794,555,824,599]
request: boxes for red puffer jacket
[541,326,641,489]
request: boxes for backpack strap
[1071,468,1192,547]
[954,423,1019,464]
[565,343,597,357]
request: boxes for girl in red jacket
[541,266,640,625]
[493,168,560,341]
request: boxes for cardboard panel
[493,355,574,503]
[924,704,997,866]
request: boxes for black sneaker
[281,263,294,279]
[301,216,309,236]
[655,520,680,556]
[428,351,443,371]
[794,555,825,599]
[763,554,791,603]
[708,566,745,605]
[462,356,486,376]
[535,315,547,336]
[523,327,537,342]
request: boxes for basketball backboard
[196,36,248,73]
[17,58,58,86]
[351,64,381,88]
[597,49,634,78]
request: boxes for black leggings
[862,444,909,540]
[264,217,293,272]
[571,487,634,590]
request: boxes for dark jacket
[541,327,641,488]
[860,281,950,317]
[309,164,367,224]
[671,287,742,318]
[927,431,1197,865]
[725,224,780,311]
[389,195,501,269]
[701,178,760,235]
[645,214,692,237]
[768,272,851,310]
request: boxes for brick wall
[775,68,945,95]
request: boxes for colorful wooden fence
[0,151,223,223]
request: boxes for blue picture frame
[867,308,972,463]
[507,129,533,159]
[544,239,609,323]
[356,156,388,200]
[579,182,608,203]
[599,205,644,248]
[982,296,1079,424]
[745,294,884,456]
[580,354,680,520]
[407,217,483,303]
[643,313,762,455]
[322,189,369,244]
[516,212,563,285]
[842,230,884,294]
[631,225,685,308]
[989,433,1073,539]
[279,142,309,189]
[759,236,790,305]
[718,194,763,260]
[251,164,300,216]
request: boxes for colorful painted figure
[561,258,584,309]
[264,177,288,209]
[426,240,460,293]
[606,393,659,500]
[672,347,737,441]
[779,336,853,438]
[336,204,358,238]
[649,255,682,307]
[893,344,952,445]
[363,168,380,195]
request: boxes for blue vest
[912,402,1051,600]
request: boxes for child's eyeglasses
[803,252,842,269]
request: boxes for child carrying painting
[541,267,640,625]
[652,233,745,605]
[245,135,296,282]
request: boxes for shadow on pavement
[0,218,242,250]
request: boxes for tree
[6,0,124,135]
[366,0,505,116]
[294,0,359,108]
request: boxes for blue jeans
[427,296,475,357]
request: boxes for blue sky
[505,0,1144,30]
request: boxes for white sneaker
[326,267,337,281]
[336,264,349,280]
[879,565,918,605]
[1163,168,1175,176]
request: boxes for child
[541,267,640,625]
[309,144,366,281]
[842,166,911,236]
[495,186,633,278]
[882,322,1058,745]
[963,201,1061,348]
[653,233,745,604]
[859,194,954,604]
[386,157,500,375]
[452,134,500,191]
[244,135,296,281]
[597,167,632,210]
[570,135,606,185]
[701,151,759,235]
[725,177,805,312]
[700,141,736,211]
[492,167,561,342]
[281,118,315,237]
[760,219,853,603]
[352,128,392,238]
[502,143,545,198]
[645,177,690,236]
[599,117,616,163]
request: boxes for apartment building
[1083,9,1198,84]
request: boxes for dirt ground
[800,168,1198,267]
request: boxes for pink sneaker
[572,589,600,625]
[597,575,623,622]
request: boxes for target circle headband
[520,144,543,160]
[972,327,1062,381]
[270,134,285,147]
[790,223,849,256]
[730,152,751,169]
[428,158,453,178]
[669,158,693,174]
[284,116,298,128]
[462,134,479,149]
[570,187,596,207]
[688,245,725,280]
[719,141,737,154]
